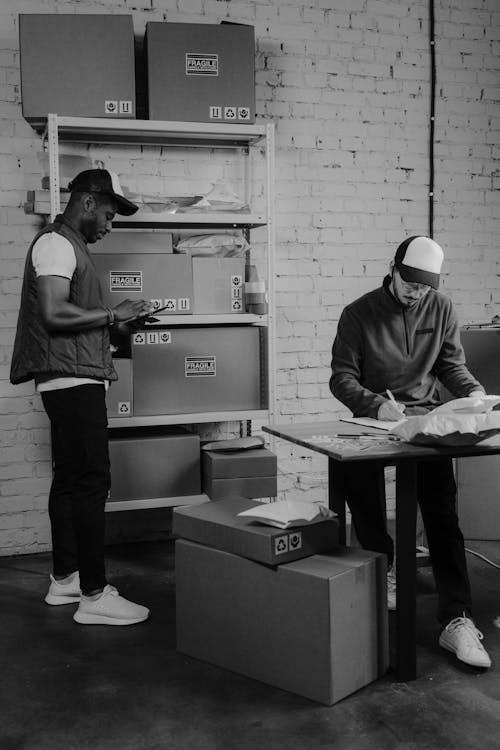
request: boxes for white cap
[394,236,444,289]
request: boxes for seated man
[329,235,491,669]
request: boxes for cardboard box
[106,358,133,418]
[131,325,266,415]
[19,14,136,128]
[145,22,255,123]
[192,258,245,314]
[173,496,338,564]
[202,447,276,478]
[95,231,173,255]
[203,475,277,500]
[93,253,192,314]
[108,427,200,503]
[176,540,389,705]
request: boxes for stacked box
[176,540,388,705]
[202,447,276,499]
[106,358,133,418]
[173,495,339,565]
[131,326,266,415]
[145,22,255,123]
[93,253,192,315]
[19,14,136,129]
[108,427,200,504]
[192,258,245,314]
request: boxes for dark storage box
[108,427,200,503]
[145,22,255,123]
[173,495,338,565]
[19,14,136,128]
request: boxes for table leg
[328,458,347,545]
[395,460,418,680]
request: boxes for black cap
[68,169,138,216]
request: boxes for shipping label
[110,271,142,292]
[186,53,218,76]
[185,356,216,378]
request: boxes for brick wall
[0,0,498,555]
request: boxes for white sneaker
[45,572,81,606]
[387,567,396,610]
[73,585,149,626]
[439,614,491,668]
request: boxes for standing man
[11,169,152,626]
[330,236,491,668]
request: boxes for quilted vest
[10,214,117,385]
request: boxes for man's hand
[378,400,406,421]
[113,299,154,324]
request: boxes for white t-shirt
[32,232,107,392]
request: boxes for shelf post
[47,114,61,221]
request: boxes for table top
[262,420,500,463]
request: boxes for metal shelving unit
[39,114,276,512]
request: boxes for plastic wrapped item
[177,179,249,213]
[391,396,500,446]
[175,234,249,257]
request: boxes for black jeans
[341,458,472,625]
[41,385,110,595]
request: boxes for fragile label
[185,356,216,377]
[186,53,218,76]
[110,271,142,292]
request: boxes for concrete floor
[1,539,500,750]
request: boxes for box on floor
[176,540,389,705]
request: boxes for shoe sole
[73,612,149,626]
[439,638,491,669]
[45,593,81,606]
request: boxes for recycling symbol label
[274,535,289,555]
[231,299,242,311]
[164,298,177,311]
[118,401,131,415]
[224,106,237,120]
[289,532,302,550]
[133,333,145,345]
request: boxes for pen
[386,389,397,404]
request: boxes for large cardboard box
[93,253,192,314]
[176,540,389,705]
[106,358,133,418]
[192,258,245,314]
[173,496,338,565]
[108,427,200,504]
[145,22,255,123]
[19,14,136,129]
[131,325,266,415]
